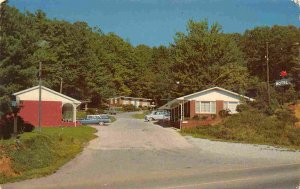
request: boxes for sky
[8,0,300,47]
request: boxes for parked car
[78,115,111,125]
[145,110,170,121]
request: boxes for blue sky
[9,0,300,47]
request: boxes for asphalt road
[3,112,300,189]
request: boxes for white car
[145,111,170,121]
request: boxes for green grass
[181,108,300,150]
[109,115,116,123]
[0,126,97,184]
[132,111,149,119]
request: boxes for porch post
[180,102,183,130]
[73,104,77,127]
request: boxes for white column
[180,102,183,121]
[73,104,77,127]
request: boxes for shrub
[192,115,200,120]
[236,103,250,113]
[211,114,217,120]
[219,109,230,118]
[86,108,98,114]
[122,104,139,112]
[77,111,87,119]
[275,108,297,123]
[0,115,34,139]
[200,115,208,120]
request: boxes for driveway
[3,112,300,189]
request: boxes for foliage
[171,20,249,96]
[121,104,140,112]
[0,115,34,139]
[0,126,97,183]
[76,111,87,119]
[181,106,300,149]
[240,25,300,86]
[218,109,231,118]
[0,4,299,120]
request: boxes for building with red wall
[14,86,81,127]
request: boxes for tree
[170,20,249,97]
[0,5,41,117]
[240,25,300,84]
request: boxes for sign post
[275,71,291,105]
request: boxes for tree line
[1,4,299,116]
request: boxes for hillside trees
[0,4,41,116]
[240,26,300,103]
[1,4,299,115]
[240,25,300,84]
[171,20,249,96]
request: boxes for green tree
[240,25,300,83]
[171,20,249,97]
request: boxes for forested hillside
[1,4,299,115]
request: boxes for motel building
[13,86,81,127]
[108,96,152,108]
[159,87,254,129]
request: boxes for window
[224,101,239,113]
[195,101,216,113]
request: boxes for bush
[86,108,97,114]
[122,104,139,112]
[236,103,250,113]
[77,111,87,119]
[0,115,34,139]
[192,115,200,120]
[275,108,297,123]
[200,115,208,120]
[219,109,230,118]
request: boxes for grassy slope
[0,126,97,184]
[295,101,300,127]
[109,115,116,122]
[181,109,300,150]
[132,111,149,119]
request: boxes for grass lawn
[0,126,97,184]
[132,111,149,119]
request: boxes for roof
[13,86,81,104]
[176,87,254,101]
[158,87,254,110]
[109,96,152,101]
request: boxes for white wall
[16,88,75,104]
[123,99,129,105]
[188,89,241,102]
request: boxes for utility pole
[266,42,271,106]
[38,61,42,131]
[60,77,63,93]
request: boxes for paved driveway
[3,112,300,189]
